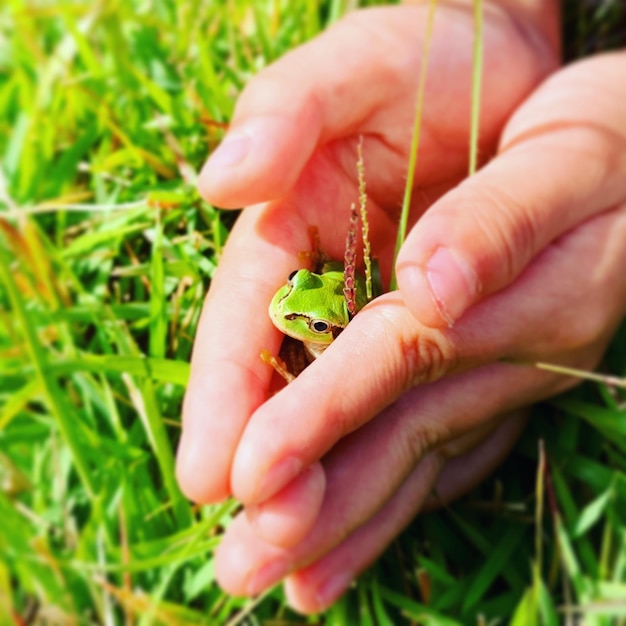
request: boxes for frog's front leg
[260,335,311,384]
[260,349,296,384]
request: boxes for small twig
[390,0,438,290]
[535,439,545,569]
[356,135,372,301]
[535,361,626,389]
[224,586,275,626]
[343,202,359,318]
[0,200,146,219]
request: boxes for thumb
[198,7,416,208]
[396,53,626,328]
[198,4,551,209]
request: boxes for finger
[230,203,626,504]
[283,421,532,614]
[217,360,564,607]
[176,204,309,502]
[396,52,626,327]
[215,451,444,600]
[283,415,529,613]
[283,451,442,613]
[239,363,557,584]
[423,407,529,509]
[199,4,553,208]
[214,514,290,597]
[245,461,326,549]
[176,167,391,503]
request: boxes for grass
[1,1,626,625]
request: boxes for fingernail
[244,502,270,537]
[425,247,479,326]
[315,571,353,610]
[246,559,290,596]
[255,456,303,503]
[204,131,251,169]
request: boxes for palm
[170,5,626,612]
[181,0,557,504]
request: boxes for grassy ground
[1,1,625,625]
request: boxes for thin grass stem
[390,0,438,291]
[535,362,626,389]
[356,136,372,301]
[469,0,484,176]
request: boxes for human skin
[176,1,626,613]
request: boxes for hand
[178,0,557,500]
[176,2,626,613]
[214,201,626,611]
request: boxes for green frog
[265,137,375,381]
[268,261,369,361]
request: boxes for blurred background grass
[0,1,625,625]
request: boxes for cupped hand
[178,0,557,503]
[176,0,626,612]
[215,199,626,611]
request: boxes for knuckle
[398,329,458,388]
[332,8,426,94]
[565,306,611,351]
[465,184,540,284]
[388,395,449,466]
[237,71,275,106]
[402,420,447,463]
[537,280,616,355]
[336,9,397,48]
[237,65,321,125]
[358,298,459,417]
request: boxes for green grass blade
[390,0,438,290]
[469,0,484,176]
[0,242,97,498]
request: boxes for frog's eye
[309,319,331,334]
[287,270,298,283]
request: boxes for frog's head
[268,269,349,346]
